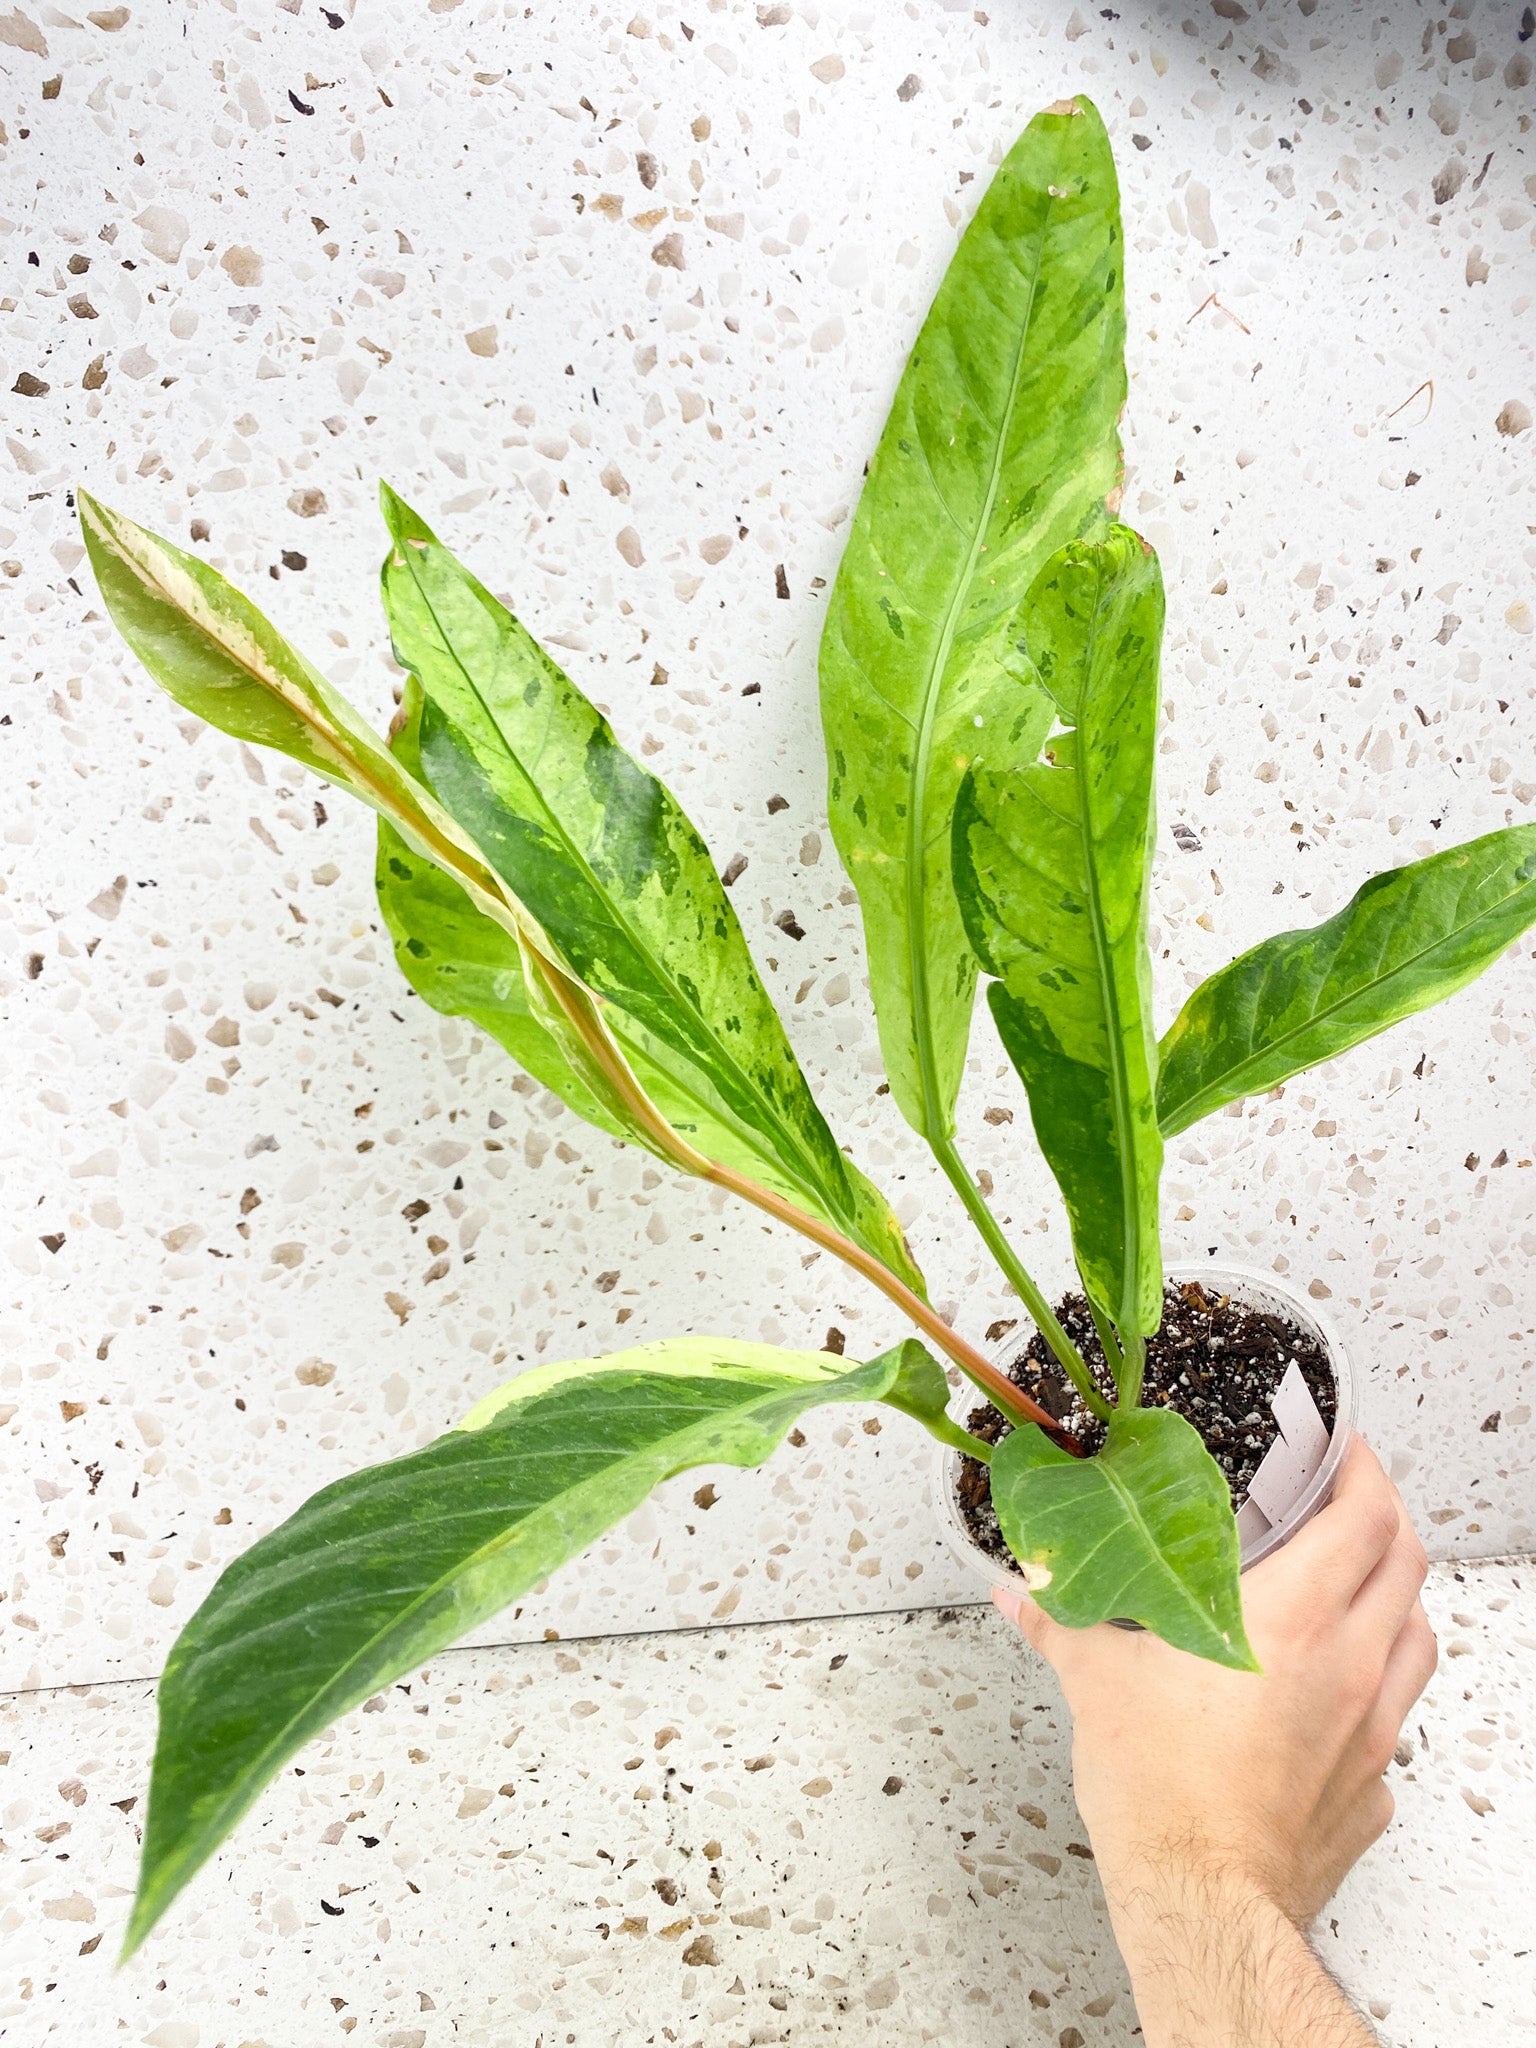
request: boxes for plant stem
[703,1155,1081,1451]
[918,1410,994,1462]
[525,957,1083,1452]
[929,1136,1113,1423]
[1118,1330,1147,1407]
[1086,1297,1124,1373]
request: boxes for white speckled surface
[2,1560,1532,2046]
[3,0,1535,1697]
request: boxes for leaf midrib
[902,195,1056,1145]
[1067,1436,1231,1652]
[1157,866,1536,1134]
[397,545,850,1223]
[1068,555,1144,1331]
[137,1362,876,1937]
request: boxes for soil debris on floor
[957,1280,1337,1572]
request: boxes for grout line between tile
[4,1552,1530,1707]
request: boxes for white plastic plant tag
[1235,1495,1272,1548]
[1244,1363,1330,1528]
[1271,1361,1330,1470]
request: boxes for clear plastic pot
[935,1262,1361,1598]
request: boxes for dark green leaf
[379,485,922,1291]
[955,529,1164,1334]
[819,96,1127,1144]
[990,1407,1255,1670]
[125,1336,931,1955]
[1158,825,1536,1136]
[377,683,634,1140]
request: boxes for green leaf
[954,529,1164,1335]
[990,1407,1255,1670]
[80,493,688,1165]
[1158,825,1536,1137]
[125,1336,928,1956]
[819,95,1127,1144]
[378,485,923,1292]
[376,683,636,1142]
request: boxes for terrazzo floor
[3,1558,1532,2048]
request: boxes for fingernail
[992,1585,1023,1626]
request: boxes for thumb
[992,1580,1059,1659]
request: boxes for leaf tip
[76,486,109,537]
[116,1892,157,1968]
[378,479,435,548]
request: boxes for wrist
[1103,1858,1374,2048]
[1094,1822,1290,1931]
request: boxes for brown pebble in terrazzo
[219,245,262,287]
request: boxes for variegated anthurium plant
[83,99,1536,1956]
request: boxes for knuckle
[1360,1498,1401,1555]
[1371,1781,1396,1836]
[1360,1723,1399,1778]
[1414,1614,1440,1684]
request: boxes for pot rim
[934,1260,1362,1598]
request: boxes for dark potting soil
[956,1280,1338,1573]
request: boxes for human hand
[994,1437,1436,2046]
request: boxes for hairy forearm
[1107,1868,1377,2048]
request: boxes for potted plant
[79,97,1536,1958]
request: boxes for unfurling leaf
[1158,825,1536,1136]
[124,1335,944,1955]
[819,96,1128,1147]
[79,493,509,945]
[990,1407,1255,1670]
[955,529,1164,1336]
